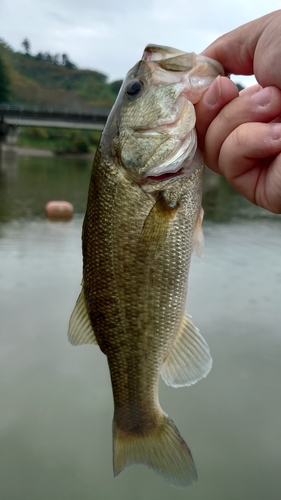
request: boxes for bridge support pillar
[0,119,18,145]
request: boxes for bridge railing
[0,103,111,125]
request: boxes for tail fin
[113,414,197,488]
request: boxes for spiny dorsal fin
[68,287,97,345]
[161,313,212,387]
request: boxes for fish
[68,44,225,488]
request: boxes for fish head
[107,44,225,187]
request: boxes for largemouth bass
[69,45,225,488]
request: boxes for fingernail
[204,76,221,106]
[251,87,272,106]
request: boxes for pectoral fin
[139,195,178,257]
[68,287,97,345]
[161,314,212,387]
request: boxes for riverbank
[17,126,101,156]
[0,143,95,160]
[18,146,95,160]
[17,146,55,157]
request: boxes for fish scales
[69,44,225,488]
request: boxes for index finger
[201,11,281,88]
[201,14,270,75]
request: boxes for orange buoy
[45,200,74,218]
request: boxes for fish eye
[126,79,144,97]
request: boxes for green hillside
[0,38,122,110]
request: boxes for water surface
[1,150,281,500]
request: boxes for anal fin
[161,314,212,387]
[68,286,97,345]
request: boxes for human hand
[195,10,281,213]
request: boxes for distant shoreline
[17,146,54,157]
[1,144,95,160]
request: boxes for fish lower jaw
[140,168,186,196]
[143,166,184,183]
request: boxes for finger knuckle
[232,125,247,150]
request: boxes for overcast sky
[0,1,280,88]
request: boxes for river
[1,148,281,500]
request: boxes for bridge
[0,104,111,143]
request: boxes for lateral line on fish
[112,175,139,403]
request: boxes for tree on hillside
[62,53,76,69]
[35,51,76,68]
[0,56,11,102]
[0,38,13,51]
[22,38,31,55]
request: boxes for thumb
[195,76,239,151]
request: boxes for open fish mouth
[144,166,185,182]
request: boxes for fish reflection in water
[69,44,225,487]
